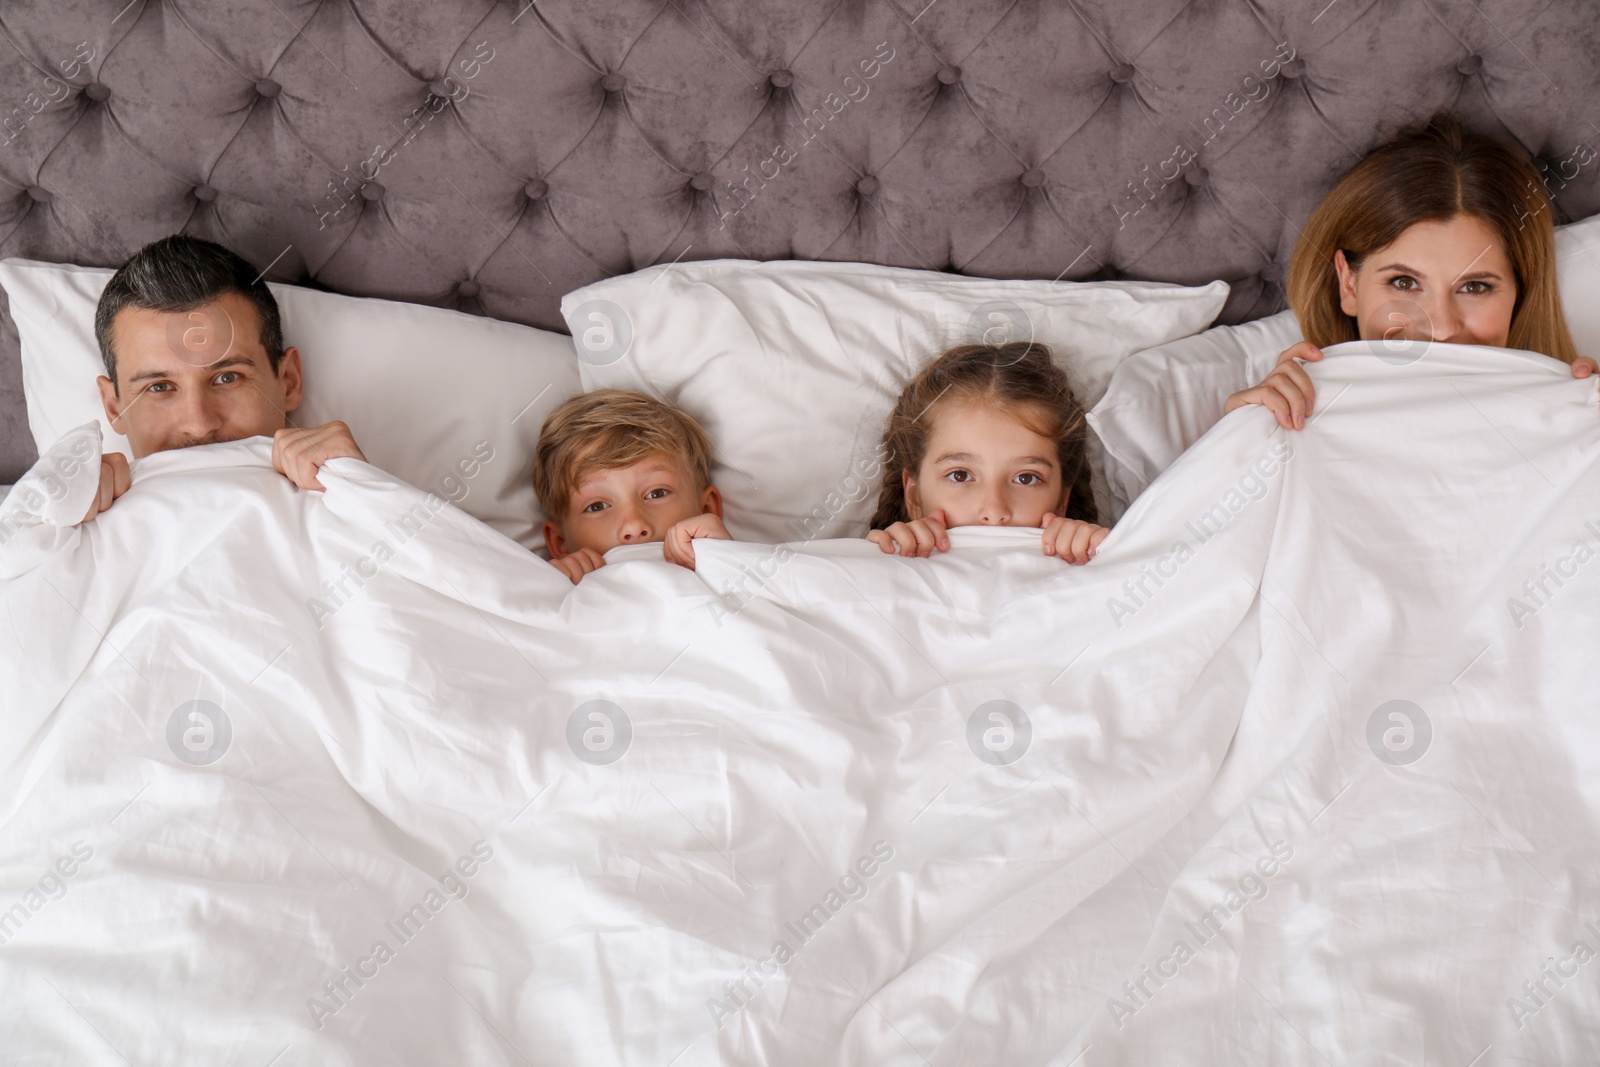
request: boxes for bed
[4,2,1600,1064]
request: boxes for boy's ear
[542,519,569,559]
[902,470,922,521]
[700,484,723,518]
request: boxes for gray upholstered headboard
[2,0,1598,481]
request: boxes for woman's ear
[1334,249,1360,319]
[902,469,922,521]
[700,484,723,518]
[542,519,569,559]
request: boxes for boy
[533,390,732,584]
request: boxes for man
[81,234,364,520]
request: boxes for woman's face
[1335,214,1518,348]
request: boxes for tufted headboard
[1,0,1598,481]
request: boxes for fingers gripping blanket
[1,340,1597,1065]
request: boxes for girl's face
[905,400,1066,528]
[1335,213,1518,348]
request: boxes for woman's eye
[1460,280,1493,295]
[1388,275,1418,291]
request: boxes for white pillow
[1092,210,1600,510]
[562,259,1228,540]
[1088,309,1302,513]
[0,258,580,551]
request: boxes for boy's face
[544,452,722,558]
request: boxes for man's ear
[542,519,569,560]
[1334,250,1360,319]
[902,469,922,521]
[97,375,125,434]
[700,484,723,518]
[277,346,304,415]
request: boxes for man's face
[96,290,302,458]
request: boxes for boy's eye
[581,500,608,514]
[644,487,671,500]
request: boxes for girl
[867,341,1110,564]
[1230,110,1589,428]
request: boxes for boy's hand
[664,514,732,570]
[1225,341,1322,430]
[81,453,131,522]
[1042,515,1109,565]
[867,510,950,557]
[272,421,366,491]
[551,547,606,584]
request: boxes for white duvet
[2,340,1598,1065]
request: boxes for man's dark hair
[94,235,285,389]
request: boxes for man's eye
[214,371,241,384]
[146,382,172,394]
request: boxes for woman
[1228,111,1591,429]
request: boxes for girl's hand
[1042,515,1109,565]
[664,514,732,570]
[551,547,606,584]
[1224,341,1323,430]
[1572,358,1597,379]
[867,510,950,557]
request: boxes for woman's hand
[867,510,950,557]
[1571,357,1597,379]
[1042,516,1109,565]
[1224,341,1323,430]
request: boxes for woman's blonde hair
[1287,110,1578,363]
[869,342,1096,530]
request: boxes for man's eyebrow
[126,356,256,384]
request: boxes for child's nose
[616,511,653,542]
[978,490,1010,525]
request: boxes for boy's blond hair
[534,389,714,519]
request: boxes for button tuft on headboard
[1109,64,1136,84]
[457,280,481,298]
[1457,54,1484,75]
[601,73,626,93]
[1280,59,1306,79]
[25,185,52,203]
[769,70,793,89]
[855,175,879,197]
[361,182,386,202]
[254,78,281,98]
[525,180,548,200]
[690,172,713,191]
[1185,167,1209,187]
[193,185,218,202]
[429,78,454,99]
[1261,262,1286,284]
[937,65,962,85]
[1020,169,1045,188]
[84,82,111,102]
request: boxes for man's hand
[867,510,951,557]
[1225,341,1323,430]
[80,453,130,523]
[272,422,365,491]
[664,514,732,570]
[1041,515,1109,565]
[551,547,606,585]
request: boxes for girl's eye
[943,469,971,484]
[1015,472,1043,486]
[582,500,608,514]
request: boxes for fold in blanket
[1,341,1597,1065]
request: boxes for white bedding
[2,340,1599,1065]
